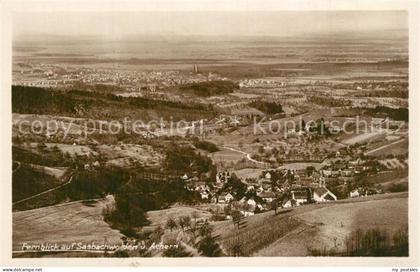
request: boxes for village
[182,154,403,219]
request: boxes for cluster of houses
[320,158,374,178]
[238,78,288,88]
[216,172,339,217]
[182,151,392,217]
[184,169,339,217]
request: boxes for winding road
[223,146,267,165]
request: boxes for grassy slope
[13,196,123,252]
[213,192,408,256]
[12,163,64,203]
[366,138,409,156]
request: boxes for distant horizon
[13,30,408,45]
[13,11,407,41]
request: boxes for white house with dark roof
[350,188,361,198]
[313,187,337,202]
[218,192,234,204]
[283,189,309,207]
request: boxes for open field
[233,168,264,180]
[44,143,97,157]
[209,149,247,164]
[12,113,86,136]
[13,196,123,252]
[97,144,163,167]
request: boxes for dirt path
[12,161,21,173]
[379,176,408,188]
[223,146,267,165]
[12,175,73,206]
[365,138,406,155]
[12,197,103,214]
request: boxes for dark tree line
[192,138,219,153]
[12,85,214,118]
[104,175,203,233]
[12,86,81,115]
[365,106,408,122]
[64,166,129,200]
[308,95,352,107]
[164,144,215,174]
[249,100,283,115]
[179,80,239,97]
[309,226,408,256]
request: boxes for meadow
[13,196,123,253]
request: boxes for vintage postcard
[0,0,419,268]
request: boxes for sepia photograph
[1,0,419,269]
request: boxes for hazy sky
[13,11,407,39]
